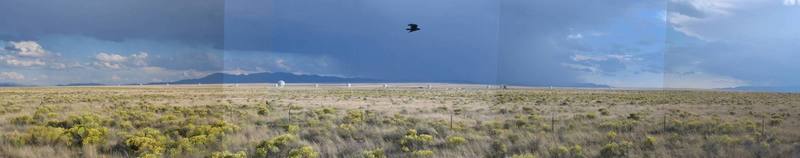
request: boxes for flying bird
[406,24,420,33]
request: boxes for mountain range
[49,72,613,88]
[167,72,381,84]
[723,86,800,93]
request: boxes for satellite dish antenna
[278,80,286,88]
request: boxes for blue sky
[0,0,798,89]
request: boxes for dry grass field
[1,84,799,158]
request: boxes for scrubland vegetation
[1,85,799,157]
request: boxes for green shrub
[399,129,434,152]
[5,113,111,147]
[600,119,639,132]
[182,120,239,146]
[336,123,356,138]
[570,145,584,158]
[285,124,301,134]
[258,107,271,116]
[549,145,569,158]
[362,148,386,158]
[256,134,315,158]
[606,131,617,140]
[65,124,109,145]
[170,138,198,156]
[667,119,753,134]
[32,106,57,122]
[412,150,434,157]
[288,146,319,158]
[25,126,71,145]
[345,110,365,124]
[586,112,597,119]
[446,135,467,146]
[643,136,656,150]
[9,115,34,125]
[124,128,169,157]
[3,130,28,146]
[256,134,296,156]
[511,153,537,158]
[549,144,584,158]
[210,151,247,158]
[599,141,633,158]
[701,135,741,156]
[490,141,508,157]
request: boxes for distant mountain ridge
[58,83,106,86]
[164,72,612,88]
[0,82,25,87]
[168,72,381,84]
[723,86,800,93]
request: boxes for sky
[0,0,798,89]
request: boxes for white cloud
[6,41,48,57]
[49,63,67,69]
[572,54,601,61]
[563,63,599,73]
[130,52,148,66]
[92,52,150,69]
[0,41,52,68]
[572,54,637,62]
[93,61,123,69]
[668,0,792,41]
[227,67,249,75]
[0,72,25,80]
[0,55,46,67]
[671,0,738,15]
[275,58,291,70]
[667,12,706,40]
[785,0,798,6]
[95,52,128,63]
[567,33,583,39]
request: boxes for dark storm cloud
[226,0,500,83]
[225,0,662,85]
[498,0,661,86]
[150,51,223,72]
[0,0,224,47]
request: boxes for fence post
[663,114,667,133]
[450,112,453,129]
[551,112,556,134]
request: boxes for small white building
[278,80,286,87]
